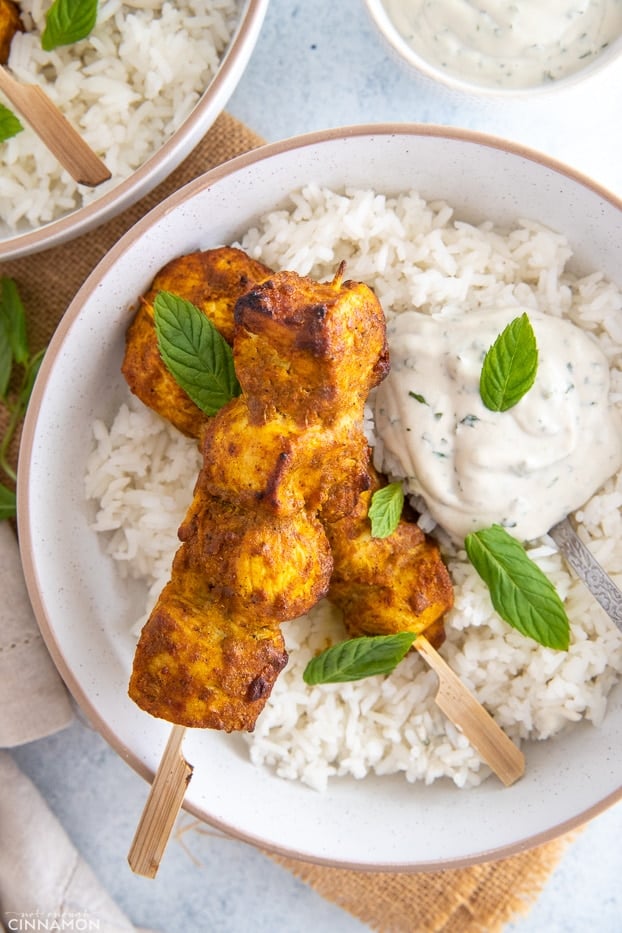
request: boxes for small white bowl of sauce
[364,0,622,96]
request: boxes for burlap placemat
[0,111,577,932]
[270,840,576,933]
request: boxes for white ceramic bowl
[0,0,268,261]
[18,125,622,870]
[363,0,622,98]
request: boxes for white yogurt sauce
[382,0,622,88]
[375,308,622,542]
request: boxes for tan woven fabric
[271,837,576,932]
[0,111,576,931]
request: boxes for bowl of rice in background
[363,0,622,98]
[0,0,269,260]
[17,124,622,870]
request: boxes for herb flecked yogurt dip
[374,307,622,542]
[381,0,622,89]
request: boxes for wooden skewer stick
[128,724,192,878]
[416,635,525,786]
[0,66,111,186]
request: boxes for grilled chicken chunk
[0,0,21,64]
[122,247,272,437]
[128,265,390,730]
[326,468,452,648]
[233,266,389,427]
[129,501,331,731]
[199,400,372,524]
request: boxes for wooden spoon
[0,66,111,186]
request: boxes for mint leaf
[0,277,29,366]
[480,313,538,412]
[368,482,404,538]
[0,484,16,520]
[154,291,240,416]
[303,632,417,684]
[41,0,98,50]
[0,103,23,143]
[465,524,570,650]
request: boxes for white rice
[1,0,240,235]
[85,185,622,792]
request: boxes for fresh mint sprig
[368,481,404,538]
[0,278,44,520]
[465,524,570,650]
[41,0,99,51]
[153,291,241,416]
[479,313,538,412]
[303,631,417,684]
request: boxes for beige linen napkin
[0,522,73,747]
[0,525,150,931]
[0,752,154,933]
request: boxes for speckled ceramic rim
[362,0,622,100]
[0,0,270,261]
[18,123,622,871]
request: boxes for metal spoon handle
[549,517,622,632]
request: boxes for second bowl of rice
[0,0,269,259]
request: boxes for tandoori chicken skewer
[123,248,453,728]
[124,250,521,879]
[128,261,396,731]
